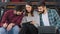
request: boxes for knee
[12,25,20,32]
[0,27,6,33]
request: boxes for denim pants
[0,25,20,34]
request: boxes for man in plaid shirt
[37,0,60,34]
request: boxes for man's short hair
[14,5,23,12]
[37,0,45,7]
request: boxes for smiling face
[14,5,23,15]
[25,4,32,13]
[38,6,45,14]
[14,10,23,15]
[16,11,23,15]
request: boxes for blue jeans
[0,25,20,34]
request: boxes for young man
[0,5,24,34]
[37,0,60,34]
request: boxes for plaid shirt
[47,9,60,28]
[0,10,24,26]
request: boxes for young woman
[20,2,40,34]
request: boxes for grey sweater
[21,11,40,28]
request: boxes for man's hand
[3,23,8,28]
[7,23,15,31]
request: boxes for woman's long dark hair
[25,8,34,16]
[25,2,34,16]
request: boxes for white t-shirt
[42,12,50,26]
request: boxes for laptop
[38,26,58,34]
